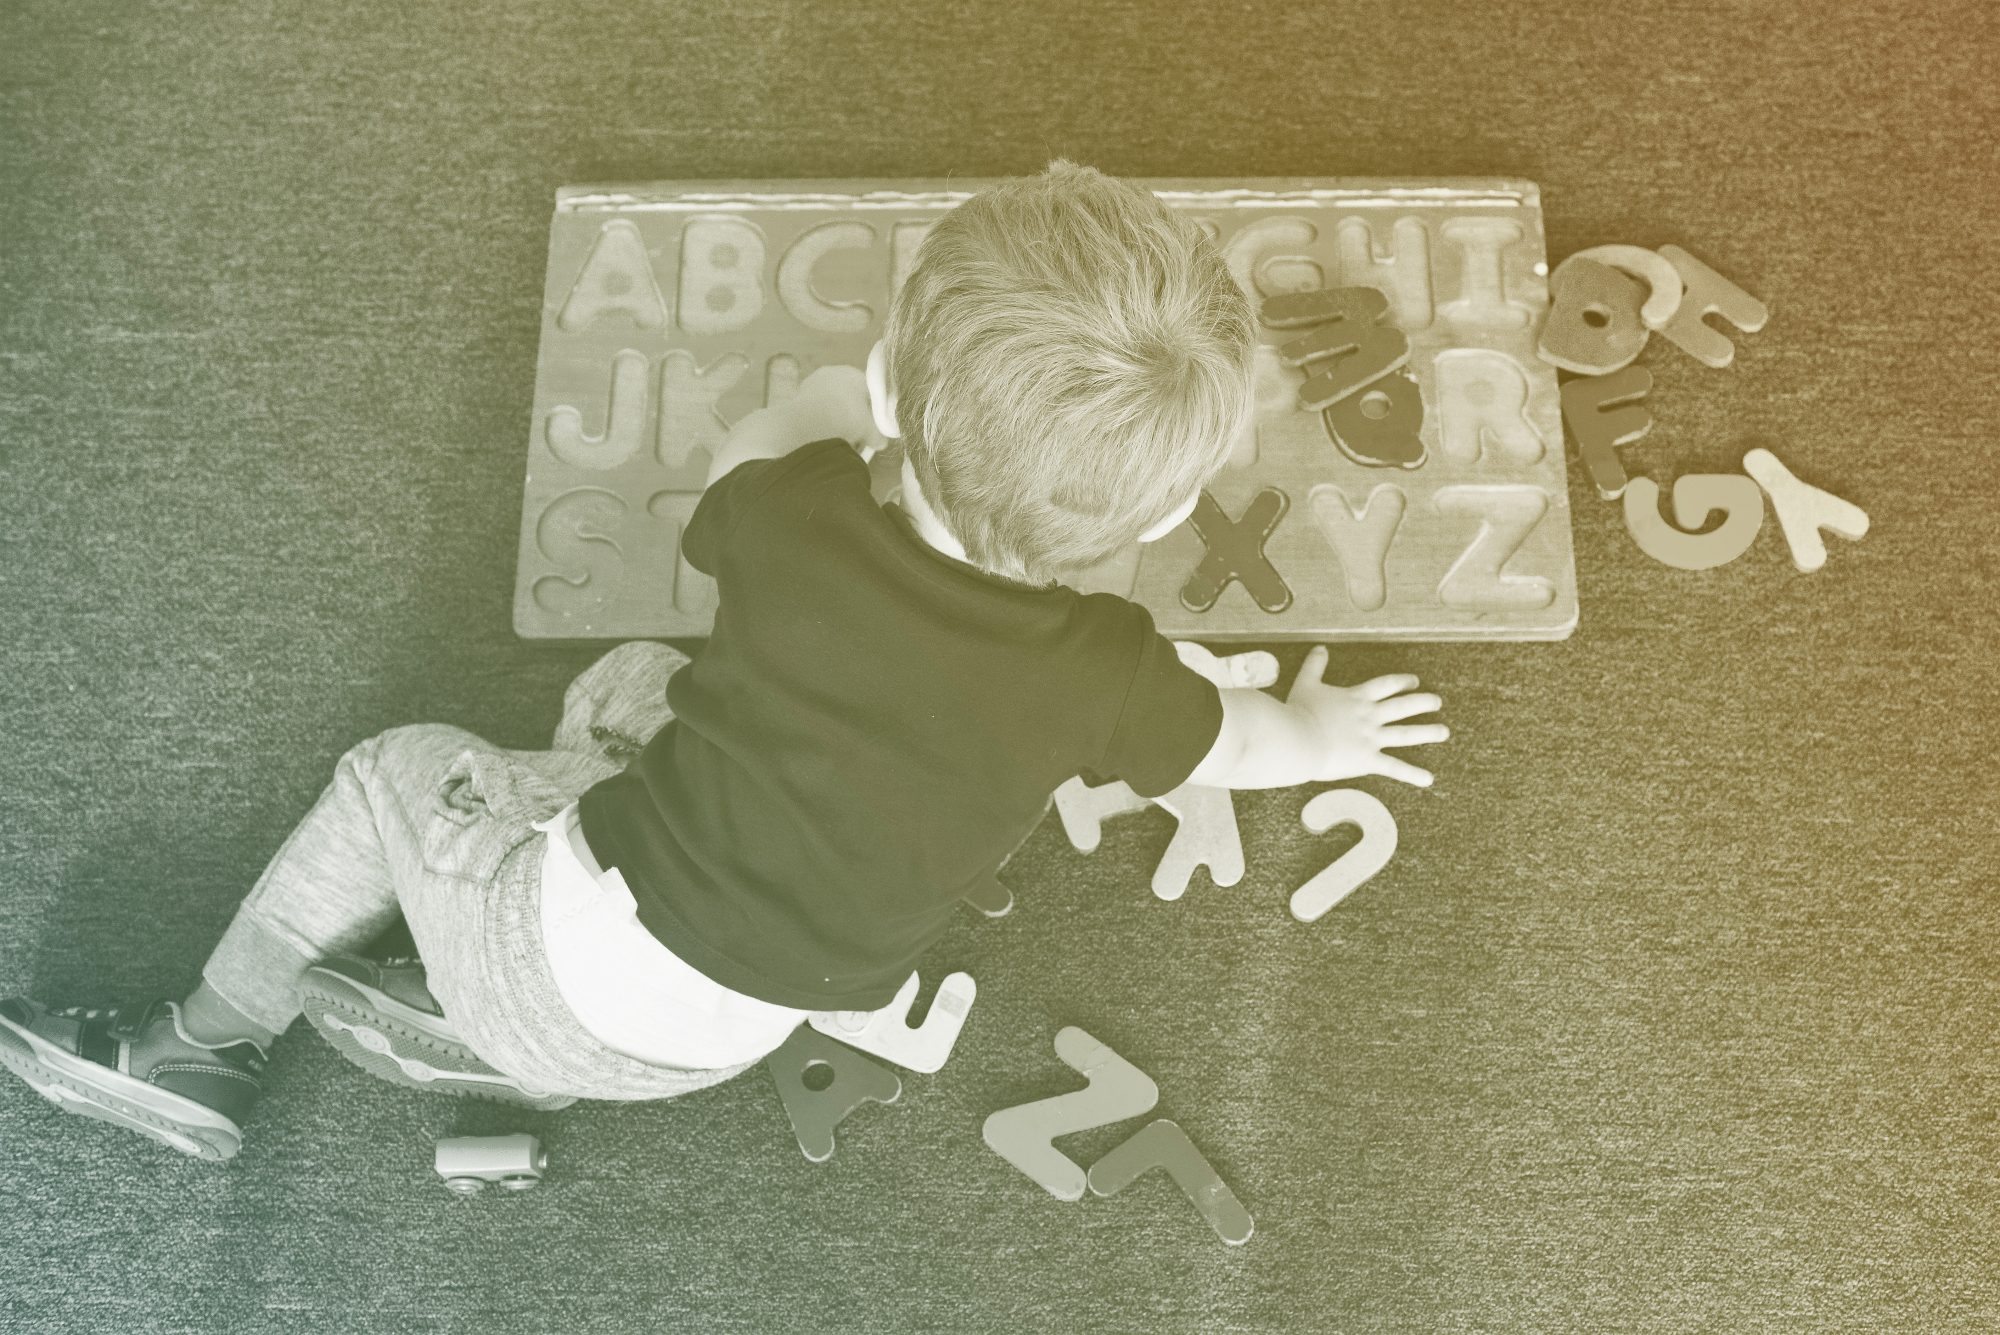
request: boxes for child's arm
[1183,646,1448,790]
[705,365,886,488]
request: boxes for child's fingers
[1377,723,1450,748]
[1355,673,1420,701]
[1370,754,1435,787]
[1286,645,1331,701]
[1375,692,1442,722]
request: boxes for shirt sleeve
[1094,605,1225,799]
[680,440,855,575]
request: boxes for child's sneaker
[0,997,265,1160]
[299,954,572,1111]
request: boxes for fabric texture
[580,439,1223,1010]
[201,641,762,1101]
[536,801,809,1070]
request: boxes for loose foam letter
[810,971,977,1074]
[1556,244,1684,329]
[1307,483,1406,612]
[1323,373,1425,469]
[1539,257,1649,375]
[1622,473,1765,570]
[1087,1119,1254,1247]
[1559,365,1654,500]
[1291,789,1398,922]
[677,216,765,334]
[982,1027,1159,1201]
[1270,287,1410,410]
[1741,447,1868,572]
[545,348,648,470]
[1149,785,1244,902]
[765,1025,902,1163]
[557,219,668,332]
[1655,245,1768,368]
[1435,487,1554,611]
[1435,348,1544,464]
[1180,489,1293,614]
[777,221,876,333]
[1052,776,1151,853]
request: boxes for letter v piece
[982,1027,1159,1201]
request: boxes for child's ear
[1139,491,1200,543]
[866,340,902,440]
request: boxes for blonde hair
[884,160,1255,585]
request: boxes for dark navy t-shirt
[578,439,1224,1009]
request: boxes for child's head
[878,160,1255,585]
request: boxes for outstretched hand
[1286,645,1449,787]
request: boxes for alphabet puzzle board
[514,179,1578,641]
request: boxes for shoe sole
[0,1012,242,1161]
[298,968,572,1111]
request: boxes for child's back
[579,161,1258,1011]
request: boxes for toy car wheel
[443,1176,486,1196]
[497,1174,540,1191]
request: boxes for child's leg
[195,723,481,1040]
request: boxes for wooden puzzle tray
[513,178,1578,641]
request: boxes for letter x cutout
[1179,488,1293,614]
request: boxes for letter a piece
[1559,365,1655,501]
[1291,789,1398,922]
[1268,287,1411,411]
[765,1024,902,1164]
[1622,474,1765,570]
[1539,257,1649,376]
[1149,785,1244,902]
[809,971,977,1074]
[982,1027,1159,1201]
[1741,447,1869,572]
[1654,245,1768,369]
[1087,1119,1254,1247]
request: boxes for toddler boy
[0,161,1445,1159]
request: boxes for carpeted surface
[1,2,1996,1331]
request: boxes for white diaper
[533,803,808,1070]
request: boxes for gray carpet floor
[2,2,1996,1331]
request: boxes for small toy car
[435,1133,547,1195]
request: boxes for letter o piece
[1622,473,1765,570]
[1291,789,1398,922]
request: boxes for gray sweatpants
[197,642,759,1102]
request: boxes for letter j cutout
[1180,489,1293,615]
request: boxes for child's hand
[1285,645,1448,787]
[707,364,889,486]
[788,365,888,461]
